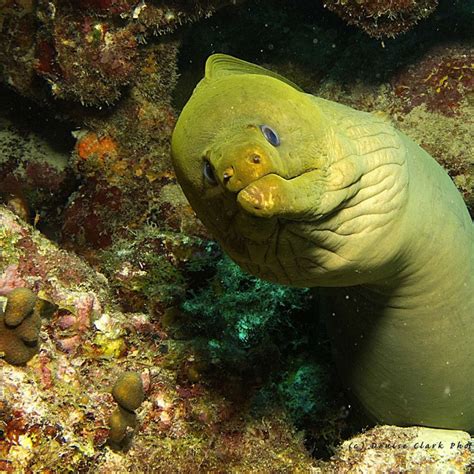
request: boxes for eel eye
[260,124,280,147]
[203,159,217,185]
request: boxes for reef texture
[0,0,240,106]
[0,0,229,262]
[0,111,76,240]
[323,0,439,39]
[0,206,329,471]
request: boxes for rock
[317,425,473,472]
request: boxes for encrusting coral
[0,288,41,365]
[0,0,241,106]
[108,371,145,450]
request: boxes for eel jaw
[236,173,282,218]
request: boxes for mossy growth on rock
[0,288,42,365]
[108,371,145,451]
[253,358,331,427]
[100,226,210,312]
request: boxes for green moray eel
[171,54,474,432]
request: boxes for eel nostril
[223,166,234,184]
[251,154,261,164]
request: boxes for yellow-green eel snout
[202,127,295,218]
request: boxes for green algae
[181,252,311,361]
[277,361,331,425]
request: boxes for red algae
[393,45,474,116]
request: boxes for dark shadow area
[0,84,76,152]
[173,0,473,107]
[0,84,79,241]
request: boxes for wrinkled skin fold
[171,54,474,432]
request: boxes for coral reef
[0,0,241,106]
[0,96,76,238]
[392,45,473,116]
[0,204,328,471]
[99,226,209,313]
[0,288,41,365]
[56,37,211,258]
[323,0,439,39]
[0,0,234,264]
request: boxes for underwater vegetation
[179,251,342,437]
[181,252,312,364]
[99,226,210,314]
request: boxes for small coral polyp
[0,288,42,365]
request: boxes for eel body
[171,54,474,432]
